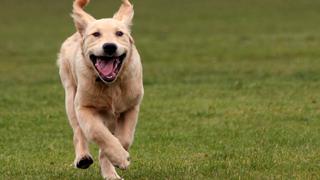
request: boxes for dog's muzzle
[90,53,126,83]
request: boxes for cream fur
[57,0,143,179]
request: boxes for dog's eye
[115,31,124,37]
[92,32,101,37]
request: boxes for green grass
[1,0,320,179]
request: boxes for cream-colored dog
[57,0,143,179]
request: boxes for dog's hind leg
[114,105,140,151]
[59,61,93,169]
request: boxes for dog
[57,0,143,179]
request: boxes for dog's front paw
[112,152,130,170]
[105,146,130,170]
[74,154,94,169]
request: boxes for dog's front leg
[64,86,93,169]
[99,149,122,180]
[115,105,140,151]
[76,106,131,170]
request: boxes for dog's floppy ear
[72,0,95,36]
[113,0,134,28]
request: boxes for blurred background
[1,0,320,179]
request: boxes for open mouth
[90,53,126,83]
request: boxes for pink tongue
[95,59,114,76]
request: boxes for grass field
[1,0,320,179]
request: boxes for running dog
[57,0,143,179]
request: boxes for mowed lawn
[1,0,320,179]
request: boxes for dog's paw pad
[76,155,93,169]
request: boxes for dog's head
[72,0,134,84]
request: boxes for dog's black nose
[103,43,117,55]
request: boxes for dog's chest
[80,82,141,113]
